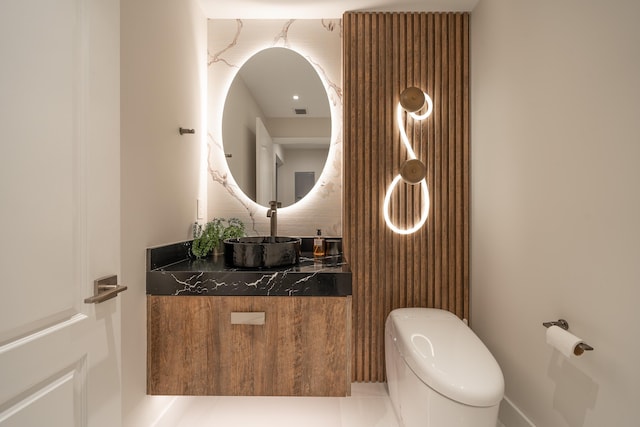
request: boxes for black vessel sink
[224,237,301,268]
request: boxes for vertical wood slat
[370,13,381,380]
[343,12,470,382]
[382,12,394,381]
[462,15,471,320]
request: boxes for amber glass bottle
[313,229,325,258]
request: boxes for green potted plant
[191,217,245,259]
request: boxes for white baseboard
[499,396,536,427]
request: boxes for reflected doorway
[295,171,315,203]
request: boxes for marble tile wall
[207,19,343,237]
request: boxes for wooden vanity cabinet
[147,295,351,396]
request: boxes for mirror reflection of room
[222,47,331,207]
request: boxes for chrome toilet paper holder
[543,319,594,352]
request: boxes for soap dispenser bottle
[313,229,325,258]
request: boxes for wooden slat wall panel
[343,12,470,382]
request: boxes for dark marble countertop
[146,240,352,297]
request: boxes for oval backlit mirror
[222,47,331,208]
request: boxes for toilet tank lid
[387,308,504,407]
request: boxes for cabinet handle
[231,312,265,325]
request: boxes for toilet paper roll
[546,325,585,357]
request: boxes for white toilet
[385,308,504,427]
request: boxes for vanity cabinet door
[147,295,351,396]
[147,295,218,395]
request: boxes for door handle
[84,275,127,304]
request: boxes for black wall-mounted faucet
[267,201,282,238]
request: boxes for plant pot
[212,244,225,259]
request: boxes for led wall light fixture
[383,86,433,235]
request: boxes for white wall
[223,75,262,199]
[120,0,206,425]
[470,0,640,426]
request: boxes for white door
[0,0,122,426]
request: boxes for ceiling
[199,0,479,19]
[237,47,330,119]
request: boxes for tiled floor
[154,383,400,427]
